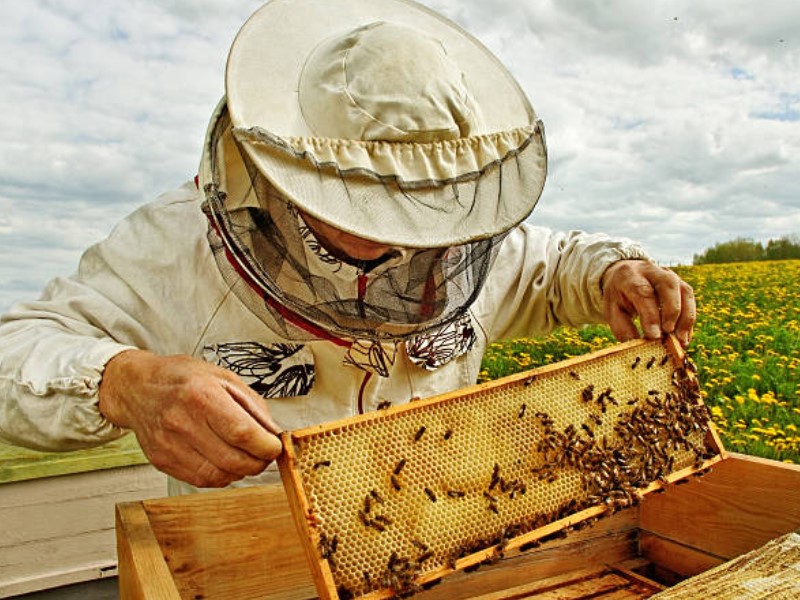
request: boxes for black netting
[201,108,505,343]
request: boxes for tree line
[693,235,800,265]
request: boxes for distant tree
[693,237,765,265]
[765,235,800,260]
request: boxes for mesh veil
[201,108,507,343]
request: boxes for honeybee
[581,384,595,403]
[489,463,501,490]
[370,520,386,532]
[412,539,429,551]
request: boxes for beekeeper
[0,0,694,495]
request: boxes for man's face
[299,211,395,263]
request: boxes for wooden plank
[1,475,160,548]
[640,453,800,559]
[608,564,666,592]
[116,502,181,600]
[456,561,665,599]
[0,534,117,600]
[519,573,632,599]
[0,564,116,600]
[0,435,148,483]
[639,531,724,580]
[0,464,165,598]
[470,569,634,599]
[277,431,339,600]
[142,485,316,600]
[414,509,640,600]
[598,591,653,600]
[468,567,608,600]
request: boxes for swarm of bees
[282,339,721,600]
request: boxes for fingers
[602,260,696,344]
[626,278,662,339]
[156,391,276,485]
[101,352,284,488]
[139,434,243,488]
[674,280,696,347]
[221,378,283,435]
[604,296,640,342]
[205,382,283,463]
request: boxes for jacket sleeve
[471,224,652,343]
[0,182,216,451]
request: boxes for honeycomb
[277,336,723,600]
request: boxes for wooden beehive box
[116,453,800,599]
[275,336,725,599]
[114,335,800,599]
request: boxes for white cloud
[0,0,799,312]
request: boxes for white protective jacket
[0,180,648,494]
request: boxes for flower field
[479,259,800,463]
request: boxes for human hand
[99,350,282,487]
[601,259,695,347]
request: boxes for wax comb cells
[278,336,723,599]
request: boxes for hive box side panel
[640,453,800,561]
[141,485,316,600]
[0,463,165,599]
[638,531,725,581]
[413,508,640,600]
[116,502,181,600]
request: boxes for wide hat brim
[221,0,547,248]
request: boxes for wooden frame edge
[115,502,181,600]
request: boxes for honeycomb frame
[277,335,725,600]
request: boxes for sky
[0,0,798,313]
